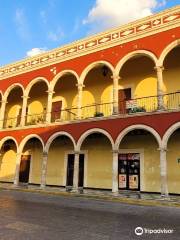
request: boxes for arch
[4,83,25,100]
[25,77,50,96]
[158,39,180,66]
[19,134,45,153]
[50,70,79,91]
[77,128,115,151]
[0,136,18,151]
[79,61,115,84]
[44,131,76,152]
[115,124,162,150]
[162,122,180,149]
[115,50,158,76]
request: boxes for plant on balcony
[129,106,146,113]
[94,112,104,117]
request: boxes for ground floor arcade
[0,122,179,196]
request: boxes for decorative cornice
[0,5,179,80]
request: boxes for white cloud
[83,0,167,33]
[15,8,30,40]
[26,48,47,57]
[47,28,64,42]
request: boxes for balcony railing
[1,91,180,129]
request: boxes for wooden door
[119,88,131,114]
[78,154,84,187]
[66,154,74,186]
[51,101,62,122]
[19,155,31,183]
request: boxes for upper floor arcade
[0,6,179,130]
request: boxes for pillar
[72,151,80,191]
[14,152,22,186]
[155,65,165,110]
[112,150,119,194]
[20,95,29,126]
[112,74,120,114]
[0,99,7,129]
[46,90,54,123]
[40,151,48,188]
[159,147,169,197]
[76,84,84,119]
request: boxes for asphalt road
[0,190,179,240]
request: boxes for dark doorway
[119,88,131,114]
[66,154,74,186]
[118,153,140,190]
[19,155,31,183]
[78,154,84,187]
[16,108,22,127]
[51,101,62,122]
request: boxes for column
[0,99,7,129]
[46,90,54,123]
[20,95,29,126]
[112,74,120,114]
[76,84,84,119]
[112,150,119,194]
[40,151,48,188]
[72,151,80,192]
[155,65,165,110]
[14,152,22,186]
[159,148,169,197]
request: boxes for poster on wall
[129,175,139,189]
[119,174,127,188]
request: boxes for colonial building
[0,5,179,197]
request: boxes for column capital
[111,74,121,81]
[46,90,55,95]
[76,83,85,89]
[154,65,164,72]
[43,151,48,157]
[112,149,119,154]
[1,100,7,104]
[21,95,29,99]
[74,151,80,155]
[157,147,168,152]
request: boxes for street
[0,190,179,240]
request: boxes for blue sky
[0,0,179,66]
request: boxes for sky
[0,0,179,66]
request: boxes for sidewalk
[0,183,180,208]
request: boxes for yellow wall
[46,137,74,186]
[4,88,23,128]
[81,134,112,189]
[23,139,43,184]
[167,130,180,194]
[0,144,16,182]
[27,82,47,124]
[120,133,160,192]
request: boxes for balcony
[1,91,180,130]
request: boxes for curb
[1,186,180,208]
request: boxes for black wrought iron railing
[1,91,180,129]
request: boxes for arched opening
[119,55,157,113]
[26,81,48,125]
[0,139,17,182]
[81,63,113,118]
[80,132,113,189]
[4,86,23,128]
[163,46,180,110]
[19,137,43,184]
[46,135,75,187]
[52,73,78,122]
[118,129,160,192]
[166,128,180,194]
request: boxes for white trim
[19,134,45,153]
[158,39,180,66]
[50,70,79,91]
[115,50,158,76]
[0,136,18,151]
[44,131,76,153]
[115,124,162,150]
[79,60,115,84]
[77,128,115,151]
[118,149,144,191]
[162,122,180,148]
[4,83,25,101]
[25,77,50,96]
